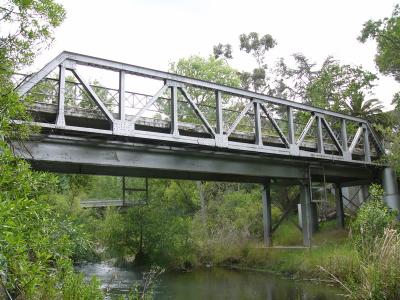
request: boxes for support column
[361,185,369,203]
[300,182,314,247]
[382,167,400,211]
[262,179,272,247]
[335,184,345,228]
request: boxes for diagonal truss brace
[296,115,316,146]
[226,99,254,137]
[131,84,169,125]
[179,87,216,137]
[259,102,290,148]
[349,126,364,154]
[71,69,114,122]
[321,117,343,155]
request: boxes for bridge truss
[15,51,384,165]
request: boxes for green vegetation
[0,1,106,297]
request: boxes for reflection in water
[77,263,344,300]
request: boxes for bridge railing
[15,51,384,164]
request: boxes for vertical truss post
[262,179,272,247]
[341,119,351,160]
[287,106,295,144]
[56,64,66,127]
[363,124,371,163]
[254,101,263,146]
[170,85,179,136]
[316,115,324,154]
[215,91,223,135]
[287,106,299,155]
[119,70,126,120]
[341,119,348,151]
[335,184,345,228]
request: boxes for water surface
[77,262,344,300]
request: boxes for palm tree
[344,96,384,122]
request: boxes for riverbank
[219,240,357,282]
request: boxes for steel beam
[119,70,126,120]
[170,85,179,136]
[12,135,379,184]
[382,167,400,211]
[300,182,313,247]
[335,184,345,228]
[254,102,263,146]
[71,69,114,122]
[316,116,324,154]
[363,125,371,163]
[260,103,289,147]
[215,91,223,135]
[180,87,215,136]
[262,179,272,247]
[55,64,66,127]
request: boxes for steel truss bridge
[12,51,400,247]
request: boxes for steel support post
[55,64,66,127]
[363,125,371,163]
[215,91,223,135]
[254,102,263,146]
[119,70,125,120]
[300,182,314,247]
[316,116,324,154]
[335,184,345,228]
[262,179,272,247]
[341,119,351,160]
[287,106,299,155]
[361,185,369,203]
[170,85,179,136]
[382,167,400,211]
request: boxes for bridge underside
[13,133,380,185]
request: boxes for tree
[213,32,277,93]
[274,54,383,122]
[359,5,400,172]
[359,5,400,81]
[169,55,241,125]
[0,0,65,68]
[0,1,103,298]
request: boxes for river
[77,262,344,299]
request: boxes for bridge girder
[12,135,379,184]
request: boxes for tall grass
[328,228,400,300]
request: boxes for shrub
[351,184,397,257]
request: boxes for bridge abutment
[382,167,400,212]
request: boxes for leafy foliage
[0,0,66,67]
[359,5,400,81]
[351,184,396,258]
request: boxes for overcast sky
[30,0,400,109]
